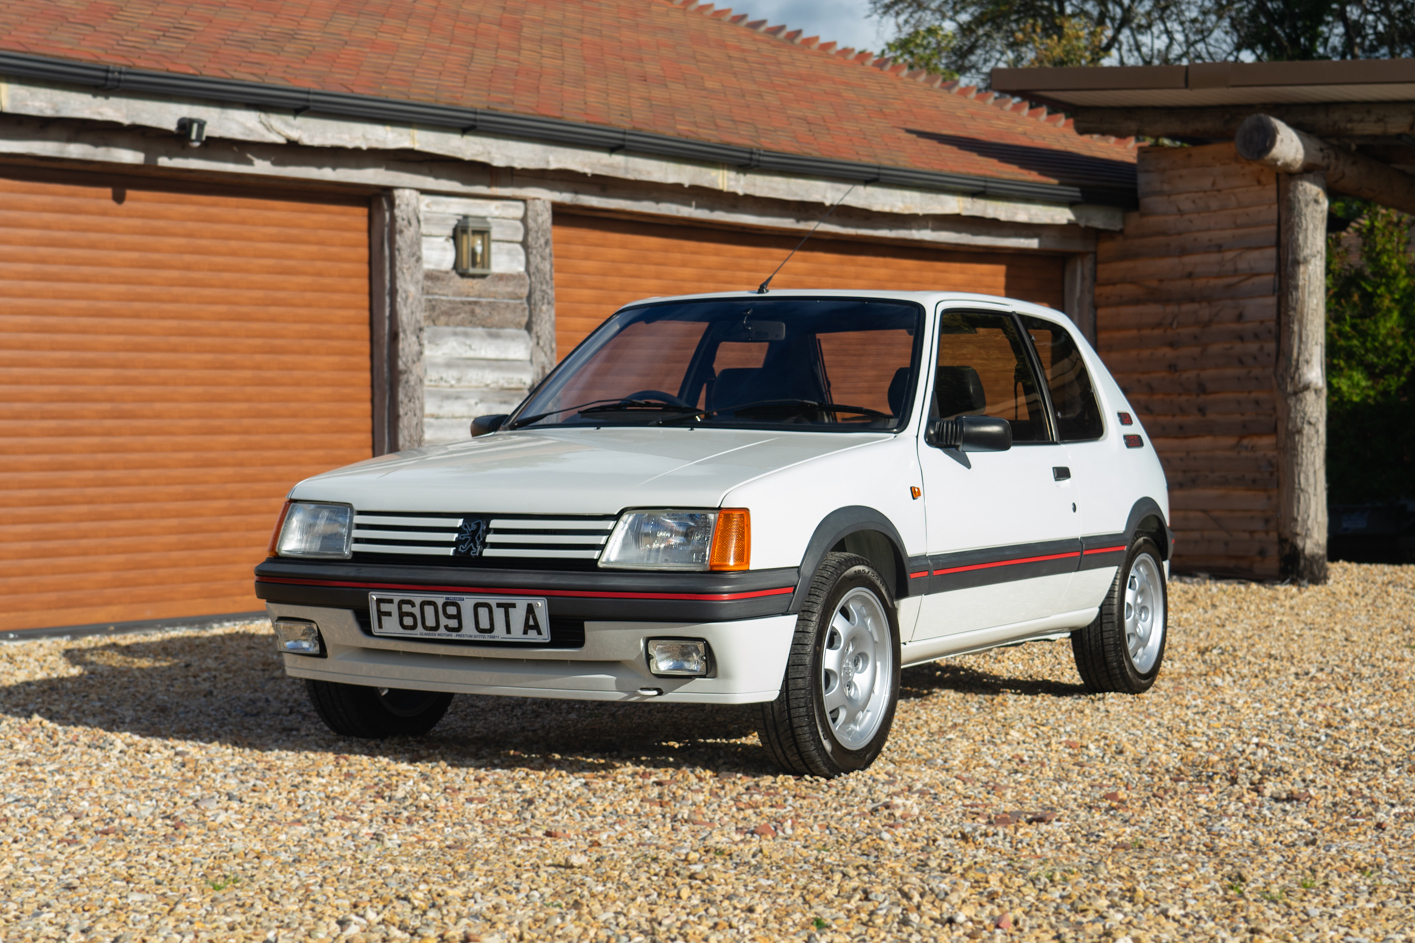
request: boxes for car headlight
[274,502,353,559]
[599,508,749,571]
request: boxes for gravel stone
[1,561,1411,941]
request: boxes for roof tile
[0,0,1134,189]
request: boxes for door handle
[1052,466,1071,481]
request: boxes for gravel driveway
[2,562,1411,943]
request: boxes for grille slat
[352,529,457,542]
[489,519,615,531]
[487,534,608,546]
[483,548,603,559]
[351,511,616,564]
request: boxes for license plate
[368,592,550,643]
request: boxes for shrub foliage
[1325,205,1415,503]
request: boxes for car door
[913,306,1080,642]
[1018,313,1130,612]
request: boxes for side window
[1020,315,1104,442]
[934,310,1051,443]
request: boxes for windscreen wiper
[714,398,892,419]
[578,400,702,416]
[507,398,623,429]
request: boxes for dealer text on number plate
[368,593,550,643]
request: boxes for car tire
[304,680,454,738]
[1071,537,1168,693]
[758,552,901,777]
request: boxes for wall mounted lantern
[453,216,493,276]
[175,117,207,148]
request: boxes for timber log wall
[1097,142,1281,578]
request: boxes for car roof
[615,289,1074,327]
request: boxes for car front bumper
[268,602,798,704]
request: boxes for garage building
[0,0,1135,633]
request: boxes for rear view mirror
[928,415,1012,452]
[470,414,509,437]
[723,320,786,342]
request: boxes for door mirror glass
[932,310,1050,443]
[1019,315,1104,442]
[928,415,1013,452]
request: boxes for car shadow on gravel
[900,661,1087,699]
[1,630,781,776]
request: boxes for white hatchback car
[256,290,1171,777]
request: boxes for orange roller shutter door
[551,212,1066,357]
[0,168,372,632]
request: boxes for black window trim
[930,304,1060,447]
[511,294,929,435]
[1014,310,1108,444]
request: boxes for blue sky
[729,0,893,54]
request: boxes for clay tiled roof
[0,0,1136,195]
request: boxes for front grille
[351,511,617,563]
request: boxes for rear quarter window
[1020,315,1104,442]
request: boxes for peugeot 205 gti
[256,290,1172,777]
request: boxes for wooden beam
[1275,171,1330,583]
[1073,101,1415,140]
[1236,114,1415,216]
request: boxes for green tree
[870,0,1415,82]
[1325,205,1415,502]
[882,24,960,77]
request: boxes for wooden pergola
[993,59,1415,582]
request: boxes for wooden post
[389,188,425,451]
[1064,252,1097,346]
[1275,172,1329,583]
[523,199,557,383]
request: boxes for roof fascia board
[0,49,1131,208]
[993,58,1415,98]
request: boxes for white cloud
[727,0,893,54]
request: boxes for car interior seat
[886,367,910,417]
[933,365,987,419]
[708,346,828,414]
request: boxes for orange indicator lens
[708,508,751,571]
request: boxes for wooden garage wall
[1096,143,1281,578]
[0,168,373,632]
[553,213,1066,357]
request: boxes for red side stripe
[257,575,795,602]
[1083,545,1128,555]
[909,570,929,579]
[931,550,1081,576]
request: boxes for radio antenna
[756,183,858,294]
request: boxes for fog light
[273,619,324,656]
[646,638,710,677]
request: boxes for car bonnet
[288,426,893,514]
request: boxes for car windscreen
[509,297,925,432]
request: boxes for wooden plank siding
[552,212,1066,357]
[0,168,373,632]
[1096,143,1281,578]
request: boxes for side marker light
[910,486,922,499]
[1118,412,1134,426]
[1124,434,1144,449]
[708,508,750,571]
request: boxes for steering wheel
[622,389,693,408]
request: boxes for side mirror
[470,414,509,437]
[928,415,1012,452]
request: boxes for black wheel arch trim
[1123,498,1172,561]
[789,507,914,613]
